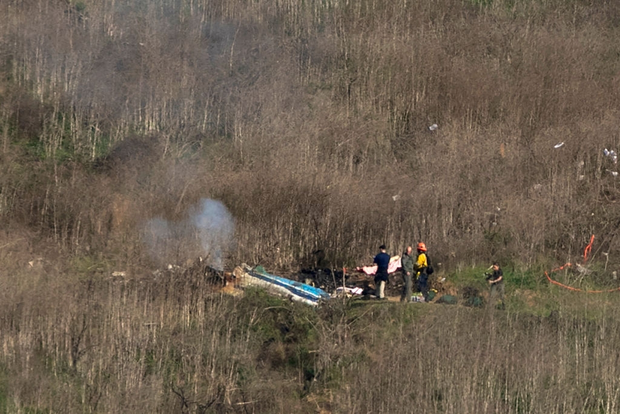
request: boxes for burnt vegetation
[2,0,620,412]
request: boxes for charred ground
[3,0,620,412]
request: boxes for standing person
[400,246,414,303]
[486,262,505,309]
[414,242,430,302]
[373,245,390,300]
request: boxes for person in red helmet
[414,242,430,302]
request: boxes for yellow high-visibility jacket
[414,253,428,278]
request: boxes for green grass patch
[445,264,490,291]
[69,254,111,277]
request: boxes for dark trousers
[374,271,388,299]
[417,273,429,301]
[401,272,412,302]
[490,282,505,306]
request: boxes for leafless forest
[2,0,620,412]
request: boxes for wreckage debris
[356,255,401,275]
[604,148,618,164]
[139,258,449,305]
[333,286,364,298]
[461,286,485,307]
[235,264,330,306]
[299,267,347,291]
[411,292,425,302]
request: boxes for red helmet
[417,242,427,252]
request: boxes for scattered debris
[606,169,618,177]
[235,264,330,306]
[392,194,401,201]
[577,160,585,180]
[300,267,346,291]
[575,263,591,275]
[134,256,510,307]
[220,283,243,296]
[111,271,126,277]
[28,258,44,269]
[356,255,401,275]
[462,286,485,307]
[604,148,618,164]
[333,286,364,297]
[603,252,609,271]
[411,292,425,302]
[428,123,438,131]
[461,286,480,299]
[554,142,565,149]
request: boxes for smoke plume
[190,199,235,270]
[143,198,235,270]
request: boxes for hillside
[2,0,620,412]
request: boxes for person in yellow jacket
[414,242,430,301]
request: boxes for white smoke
[190,199,235,270]
[143,217,171,258]
[143,198,235,270]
